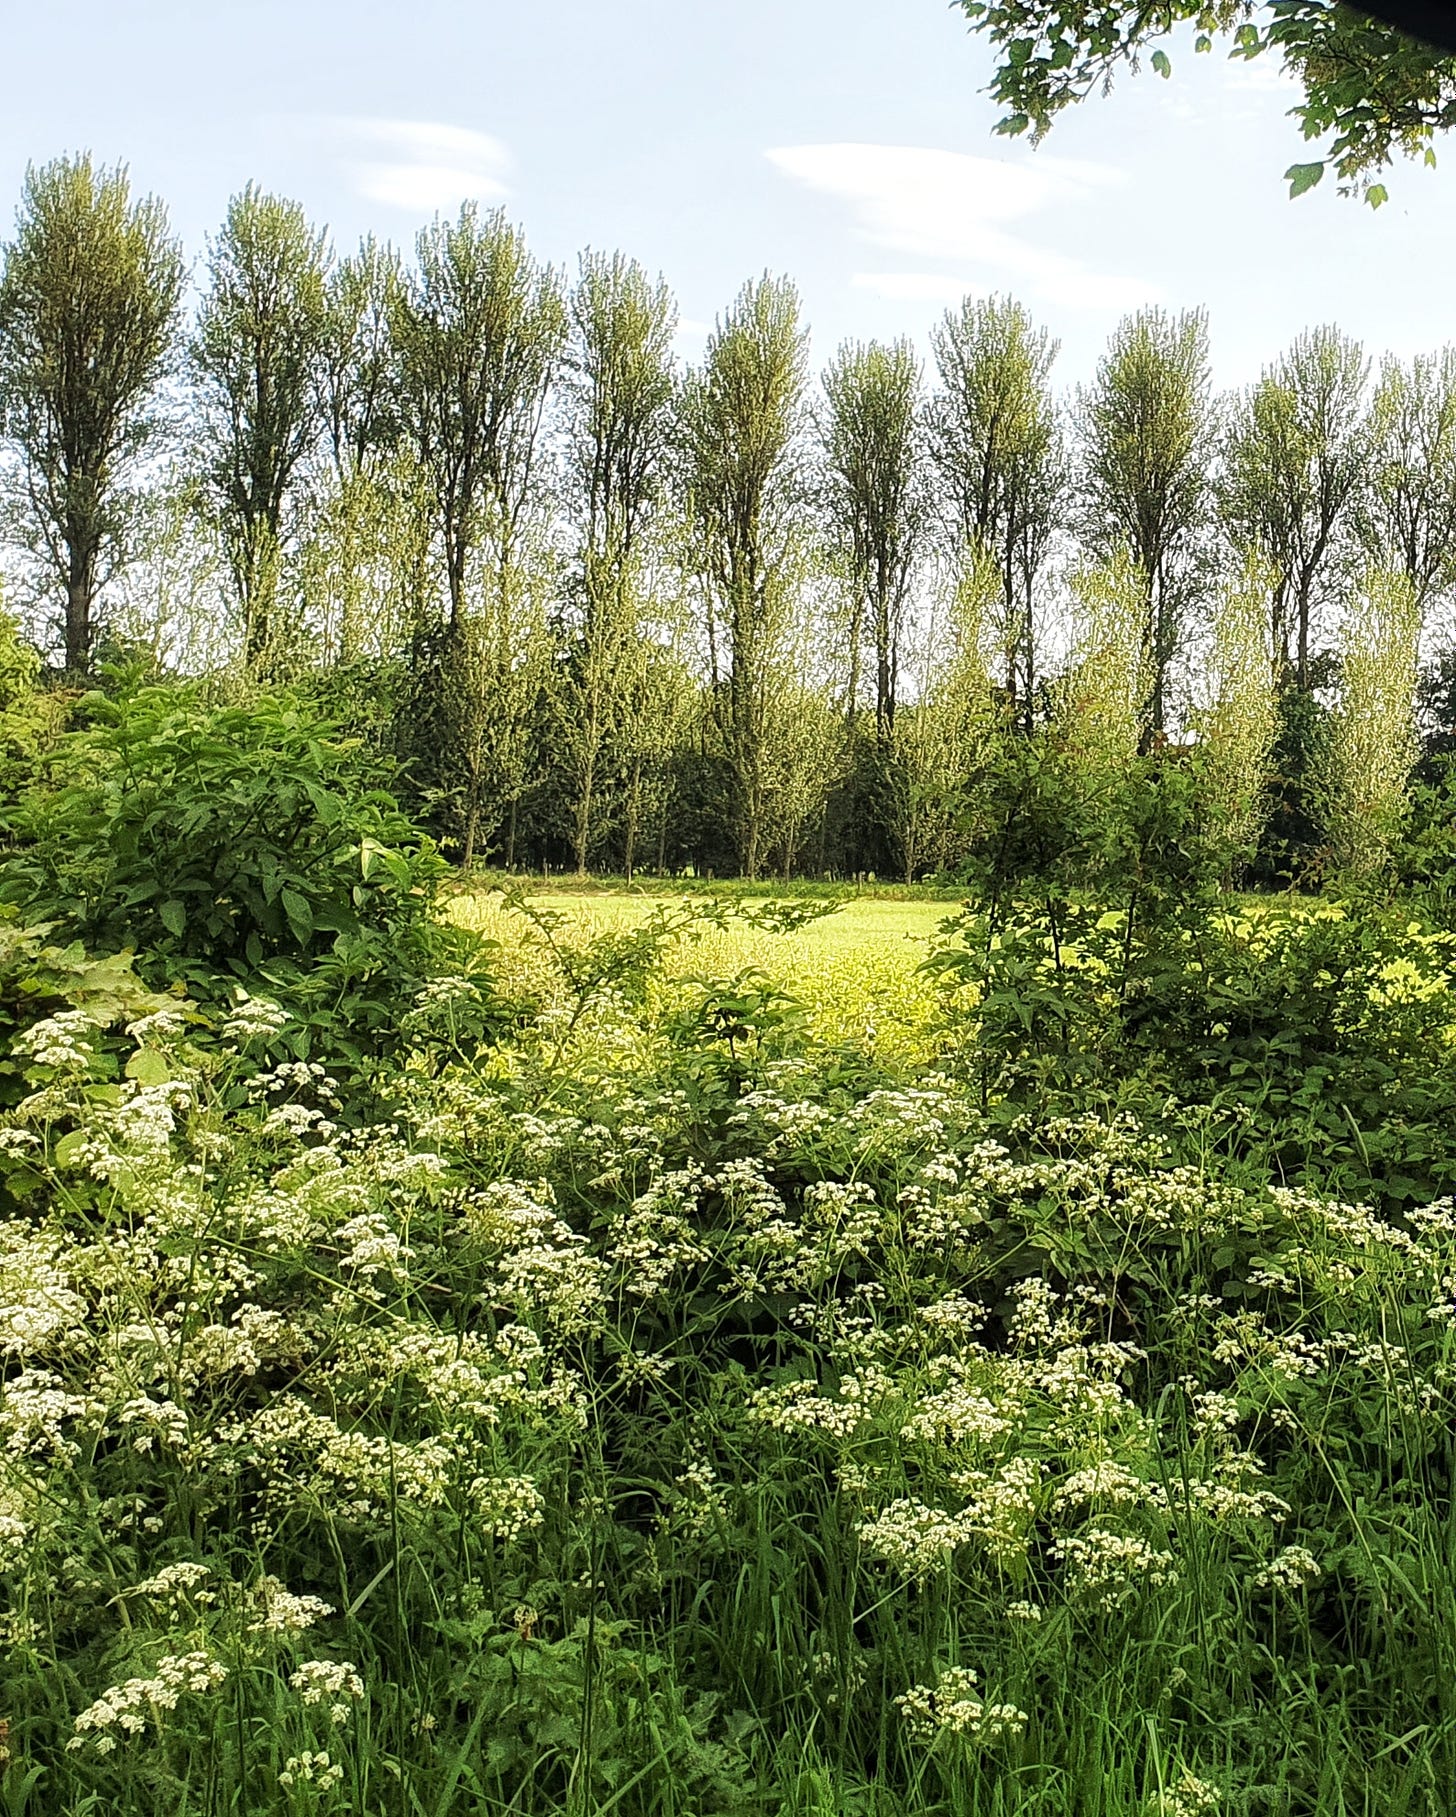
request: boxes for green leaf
[1194,32,1212,52]
[280,888,314,946]
[1151,48,1172,78]
[54,1129,89,1169]
[159,899,187,938]
[125,1048,171,1087]
[1365,182,1388,207]
[1285,160,1325,198]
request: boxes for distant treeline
[1,154,1453,879]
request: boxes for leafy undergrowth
[0,904,1454,1815]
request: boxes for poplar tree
[929,294,1064,726]
[317,236,401,483]
[392,204,565,631]
[681,274,809,879]
[558,250,677,873]
[820,337,925,741]
[191,186,330,670]
[1322,564,1420,876]
[1079,306,1211,737]
[393,205,565,865]
[886,553,998,881]
[1362,348,1456,618]
[1053,548,1153,771]
[1221,326,1370,687]
[1197,549,1279,880]
[303,237,417,664]
[0,154,183,675]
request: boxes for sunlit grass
[449,888,958,1062]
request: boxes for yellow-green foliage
[450,889,950,1062]
[1326,564,1420,877]
[1197,549,1278,872]
[1054,548,1152,767]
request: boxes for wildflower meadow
[4,731,1456,1815]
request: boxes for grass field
[450,887,961,1059]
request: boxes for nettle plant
[0,685,494,1070]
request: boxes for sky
[3,0,1456,391]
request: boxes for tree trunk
[64,572,91,677]
[461,795,480,871]
[243,520,282,673]
[623,766,640,883]
[573,760,594,877]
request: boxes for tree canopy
[952,0,1456,203]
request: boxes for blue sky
[4,0,1455,389]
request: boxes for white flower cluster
[127,1561,215,1610]
[289,1658,365,1725]
[1052,1460,1154,1514]
[280,1749,343,1789]
[1053,1529,1178,1611]
[1145,1767,1221,1816]
[1250,1544,1321,1593]
[12,1010,102,1071]
[609,1169,709,1301]
[0,1237,85,1356]
[900,1369,1009,1446]
[221,993,290,1044]
[953,1458,1043,1565]
[69,1651,229,1752]
[468,1472,545,1542]
[856,1497,970,1579]
[465,1180,607,1334]
[225,1397,454,1522]
[249,1575,335,1634]
[896,1665,1028,1744]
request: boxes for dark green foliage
[0,684,491,1070]
[1248,672,1335,889]
[1415,646,1456,775]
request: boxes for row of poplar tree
[0,154,1447,878]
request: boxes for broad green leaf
[1151,48,1171,78]
[159,899,187,938]
[1285,160,1325,197]
[280,887,314,945]
[54,1129,89,1169]
[125,1048,171,1087]
[1365,182,1388,207]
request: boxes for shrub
[0,685,495,1070]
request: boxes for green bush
[0,685,499,1070]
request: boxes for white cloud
[766,142,1159,311]
[321,119,511,215]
